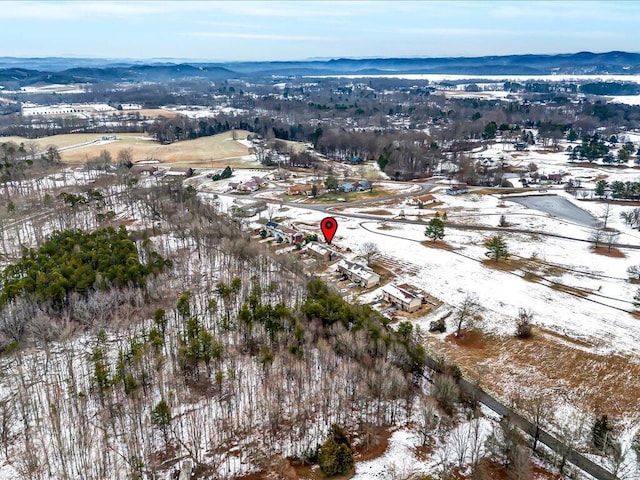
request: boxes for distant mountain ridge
[1,51,640,87]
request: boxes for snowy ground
[244,187,640,359]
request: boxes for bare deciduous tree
[415,397,439,445]
[518,393,551,452]
[455,294,482,337]
[360,242,380,265]
[433,374,459,415]
[117,148,134,168]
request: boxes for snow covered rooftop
[337,259,378,281]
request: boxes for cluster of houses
[334,258,427,313]
[286,178,373,197]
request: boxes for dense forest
[0,177,439,479]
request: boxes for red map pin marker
[320,217,338,244]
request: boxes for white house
[382,283,422,312]
[306,241,332,261]
[337,259,380,288]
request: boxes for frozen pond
[508,195,599,226]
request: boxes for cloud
[0,1,173,19]
[488,2,640,21]
[369,26,543,38]
[197,20,267,30]
[190,32,328,41]
[0,1,356,21]
[213,0,357,18]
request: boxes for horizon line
[1,50,639,65]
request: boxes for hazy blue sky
[2,1,639,61]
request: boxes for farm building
[337,259,380,288]
[22,102,116,117]
[382,283,422,312]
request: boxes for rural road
[422,356,620,480]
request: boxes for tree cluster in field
[57,189,105,208]
[208,166,232,181]
[580,82,640,96]
[599,179,640,200]
[570,134,611,161]
[0,227,170,308]
[484,235,509,261]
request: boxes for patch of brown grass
[353,427,392,462]
[391,305,435,320]
[369,263,395,282]
[481,258,525,272]
[522,271,543,283]
[59,130,252,165]
[424,328,640,418]
[592,246,626,258]
[446,329,486,349]
[360,209,393,216]
[549,282,590,297]
[542,264,565,276]
[421,240,456,251]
